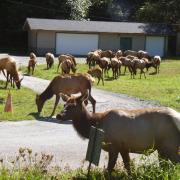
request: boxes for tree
[136,0,180,23]
[67,0,91,20]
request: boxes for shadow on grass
[105,77,115,81]
[28,112,72,124]
[149,72,157,75]
[0,97,4,104]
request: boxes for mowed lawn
[22,59,180,111]
[0,81,62,121]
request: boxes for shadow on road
[28,112,72,124]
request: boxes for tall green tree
[67,0,91,20]
[88,0,112,21]
[136,0,180,23]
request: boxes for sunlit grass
[0,148,179,179]
[0,81,62,121]
[22,59,180,111]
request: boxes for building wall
[99,33,119,51]
[28,29,168,56]
[132,36,145,51]
[28,31,37,50]
[99,33,145,51]
[176,32,180,56]
[36,30,56,55]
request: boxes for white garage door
[146,36,165,57]
[56,33,99,55]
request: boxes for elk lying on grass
[56,93,180,173]
[0,56,23,89]
[87,67,104,85]
[46,52,54,69]
[36,73,96,116]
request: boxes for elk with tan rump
[56,93,180,174]
[36,73,96,117]
[0,56,23,89]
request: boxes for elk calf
[87,67,104,85]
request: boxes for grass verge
[0,147,179,179]
[0,81,62,121]
[22,59,180,111]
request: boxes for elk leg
[107,146,119,173]
[57,62,60,72]
[120,150,131,173]
[97,78,100,85]
[5,72,10,89]
[101,77,104,86]
[51,95,60,117]
[124,66,127,74]
[88,94,96,113]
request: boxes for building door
[120,37,132,50]
[56,33,99,55]
[146,36,165,57]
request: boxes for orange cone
[4,91,13,113]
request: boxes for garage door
[56,33,99,55]
[146,36,165,57]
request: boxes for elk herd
[0,49,179,175]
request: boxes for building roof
[24,18,174,35]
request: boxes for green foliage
[136,0,180,23]
[67,0,91,20]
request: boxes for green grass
[0,148,179,179]
[0,81,62,121]
[22,59,180,111]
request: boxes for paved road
[0,55,160,169]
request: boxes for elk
[27,58,37,75]
[61,59,76,74]
[35,73,96,116]
[57,54,76,73]
[0,56,23,89]
[87,67,104,85]
[56,93,180,173]
[46,52,54,69]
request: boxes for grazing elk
[46,52,54,69]
[61,59,76,74]
[36,73,96,116]
[87,67,104,85]
[28,58,37,75]
[57,54,76,73]
[29,52,36,60]
[110,57,122,79]
[153,55,161,74]
[56,93,180,173]
[133,58,155,79]
[0,56,23,89]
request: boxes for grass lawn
[0,81,62,121]
[22,59,180,111]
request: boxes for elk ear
[60,93,70,102]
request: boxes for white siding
[56,33,99,55]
